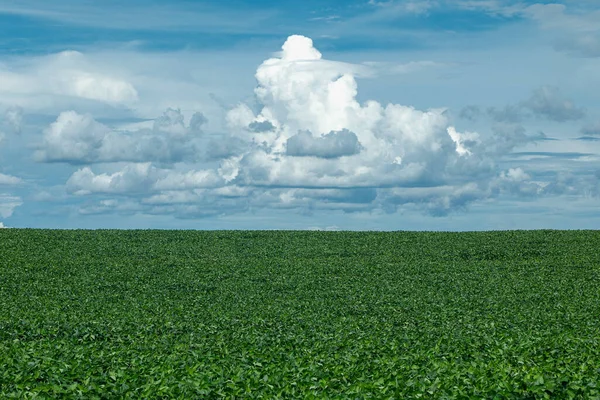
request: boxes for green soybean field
[1,229,600,399]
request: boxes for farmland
[1,229,599,398]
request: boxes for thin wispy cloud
[0,0,279,33]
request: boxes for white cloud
[0,51,138,108]
[447,126,478,156]
[0,42,278,126]
[0,1,276,33]
[60,35,571,218]
[36,111,108,163]
[66,164,155,195]
[67,72,137,104]
[49,51,138,103]
[279,35,323,61]
[222,35,477,193]
[0,222,6,228]
[66,163,222,195]
[36,108,207,164]
[500,167,530,182]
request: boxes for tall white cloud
[223,35,473,191]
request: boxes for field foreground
[1,230,599,398]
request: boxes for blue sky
[0,0,599,230]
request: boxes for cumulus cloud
[222,35,472,194]
[66,163,222,195]
[67,163,156,195]
[493,167,542,197]
[36,108,207,164]
[62,35,559,218]
[36,111,108,163]
[64,73,138,104]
